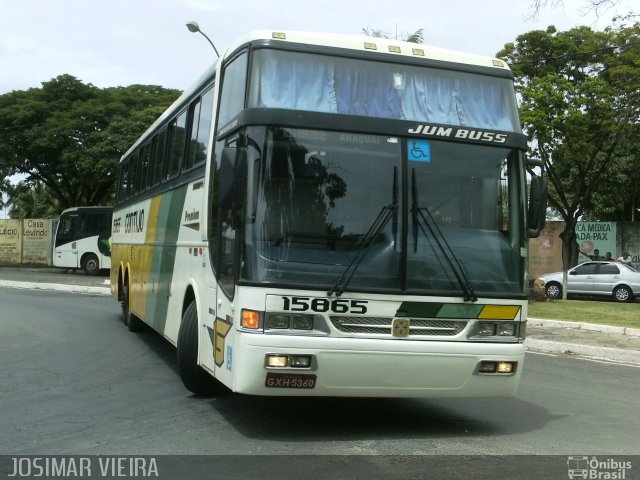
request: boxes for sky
[0,0,637,218]
[1,0,637,95]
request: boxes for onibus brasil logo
[567,456,632,479]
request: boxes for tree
[4,182,60,218]
[525,0,623,20]
[498,23,640,269]
[361,27,424,44]
[0,75,180,214]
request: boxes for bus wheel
[82,254,100,275]
[121,284,130,325]
[177,301,224,396]
[121,283,144,332]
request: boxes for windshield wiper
[328,167,398,297]
[411,169,478,302]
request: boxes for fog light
[266,354,288,368]
[478,360,516,374]
[292,314,313,330]
[497,323,516,336]
[289,355,311,368]
[242,310,261,329]
[497,361,515,374]
[268,314,290,329]
[478,322,497,336]
[479,361,497,373]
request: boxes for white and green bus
[111,31,546,397]
[53,206,112,275]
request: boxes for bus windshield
[248,49,520,132]
[241,127,525,296]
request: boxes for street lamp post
[186,21,219,58]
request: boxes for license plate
[265,373,317,389]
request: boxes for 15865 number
[281,296,368,314]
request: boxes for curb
[0,280,111,296]
[525,338,640,365]
[528,317,640,338]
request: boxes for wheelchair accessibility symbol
[408,139,431,162]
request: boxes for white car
[537,261,640,303]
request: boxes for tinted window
[117,161,129,202]
[153,128,168,186]
[184,99,202,171]
[166,110,187,179]
[573,264,598,275]
[598,264,620,275]
[80,212,110,235]
[139,144,150,192]
[128,152,139,198]
[195,88,214,165]
[218,53,248,129]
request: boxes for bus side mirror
[527,174,548,238]
[218,146,247,211]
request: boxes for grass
[528,299,640,329]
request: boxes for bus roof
[59,206,113,215]
[120,30,513,162]
[226,30,512,72]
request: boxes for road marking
[573,357,640,368]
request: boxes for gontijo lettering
[124,209,145,233]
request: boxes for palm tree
[362,27,424,44]
[5,182,61,219]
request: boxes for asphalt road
[1,287,639,458]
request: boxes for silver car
[537,261,640,302]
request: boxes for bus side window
[185,87,214,171]
[128,152,139,199]
[166,110,187,180]
[139,144,150,192]
[151,130,167,187]
[117,161,129,203]
[184,98,202,172]
[217,53,248,131]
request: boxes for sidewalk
[526,319,640,365]
[1,266,639,365]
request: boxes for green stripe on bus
[396,302,486,319]
[145,185,189,333]
[436,304,484,319]
[395,302,442,318]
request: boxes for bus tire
[82,254,100,276]
[177,301,223,396]
[121,284,130,325]
[121,283,144,332]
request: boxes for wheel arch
[118,263,130,301]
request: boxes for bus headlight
[497,323,517,336]
[291,315,313,330]
[478,322,497,336]
[265,313,314,331]
[268,314,290,329]
[471,321,518,339]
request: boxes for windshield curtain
[248,49,520,132]
[241,128,525,295]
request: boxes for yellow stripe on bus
[478,305,520,320]
[130,196,162,321]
